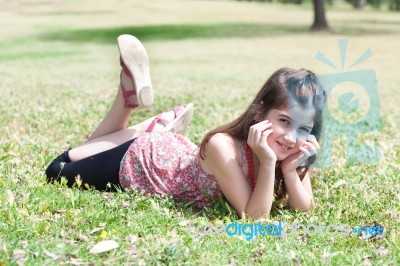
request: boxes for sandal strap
[145,115,168,132]
[125,102,139,108]
[120,83,138,108]
[119,72,138,109]
[122,87,136,97]
[145,105,186,132]
[172,106,185,116]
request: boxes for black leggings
[45,139,136,191]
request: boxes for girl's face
[263,105,315,161]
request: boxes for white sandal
[146,103,194,133]
[118,34,154,108]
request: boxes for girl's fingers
[249,122,272,140]
[252,121,271,132]
[250,120,269,130]
[249,122,265,142]
[300,143,318,157]
[260,129,273,142]
[306,135,320,150]
[248,121,272,149]
[306,140,320,150]
[306,142,320,154]
[299,146,312,157]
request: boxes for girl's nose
[284,130,297,145]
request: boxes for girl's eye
[301,127,310,133]
[280,119,290,125]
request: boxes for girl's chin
[276,154,288,161]
[274,150,299,161]
[272,151,286,161]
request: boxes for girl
[46,35,327,220]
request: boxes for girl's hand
[281,135,320,174]
[247,120,277,164]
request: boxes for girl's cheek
[270,123,280,133]
[296,140,307,150]
[266,132,276,147]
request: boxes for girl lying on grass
[46,34,327,220]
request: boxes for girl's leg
[45,35,193,189]
[47,104,193,189]
[46,35,145,189]
[69,33,194,161]
[68,112,175,162]
[46,139,135,191]
[87,34,153,141]
[87,84,136,142]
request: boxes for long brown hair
[199,67,327,200]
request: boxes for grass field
[1,0,400,265]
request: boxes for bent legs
[45,34,194,190]
[45,139,135,191]
[68,113,170,162]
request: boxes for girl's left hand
[280,135,320,174]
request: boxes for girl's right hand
[247,120,277,165]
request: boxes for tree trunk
[311,0,329,31]
[353,0,366,9]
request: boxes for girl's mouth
[277,141,292,151]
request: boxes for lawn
[0,0,399,265]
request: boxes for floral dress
[119,132,232,208]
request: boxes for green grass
[1,0,400,265]
[39,22,398,45]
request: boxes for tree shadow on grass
[39,23,396,44]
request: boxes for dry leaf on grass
[89,224,106,235]
[89,240,119,254]
[125,235,138,244]
[11,249,25,266]
[178,220,188,227]
[102,192,113,201]
[69,257,85,265]
[43,249,59,260]
[292,258,302,266]
[66,254,85,265]
[376,246,389,257]
[76,233,89,242]
[332,180,347,189]
[125,243,137,256]
[362,255,372,266]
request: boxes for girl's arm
[206,122,276,220]
[282,170,314,211]
[281,135,319,211]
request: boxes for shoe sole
[164,103,195,134]
[117,34,154,107]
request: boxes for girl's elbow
[240,208,271,220]
[289,198,314,212]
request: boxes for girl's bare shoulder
[205,133,241,162]
[208,133,238,149]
